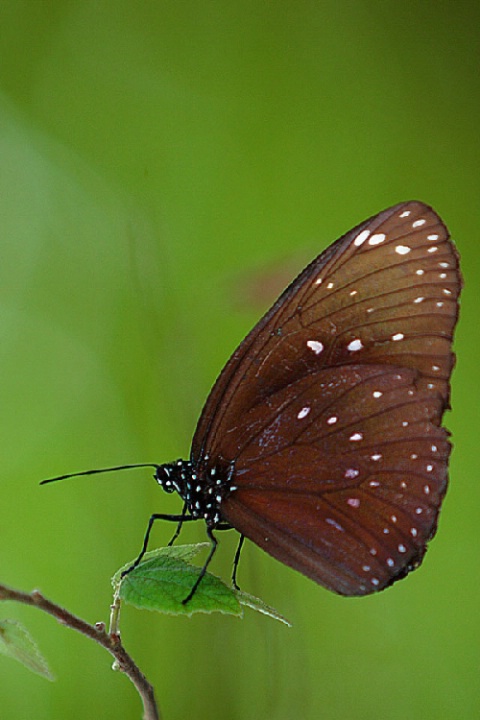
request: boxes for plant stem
[0,582,160,720]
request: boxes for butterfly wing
[190,201,461,594]
[219,364,449,595]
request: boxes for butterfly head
[154,460,192,496]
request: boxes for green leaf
[115,544,242,617]
[112,542,211,583]
[113,544,292,625]
[236,590,292,627]
[0,619,54,680]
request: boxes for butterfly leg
[121,512,194,578]
[231,534,245,590]
[182,525,218,604]
[167,502,188,546]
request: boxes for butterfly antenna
[40,464,159,485]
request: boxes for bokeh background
[0,3,478,719]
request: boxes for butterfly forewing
[192,202,459,462]
[190,201,461,595]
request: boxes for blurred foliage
[0,2,478,719]
[0,619,53,680]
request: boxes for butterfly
[45,201,461,600]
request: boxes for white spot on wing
[297,406,311,419]
[368,233,386,246]
[349,432,363,442]
[307,340,324,354]
[326,518,344,532]
[412,219,426,227]
[345,468,359,479]
[395,245,411,255]
[327,415,338,425]
[399,210,411,218]
[347,338,363,352]
[392,333,404,341]
[347,498,360,508]
[353,229,370,246]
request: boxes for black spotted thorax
[154,458,237,527]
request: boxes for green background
[0,2,478,719]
